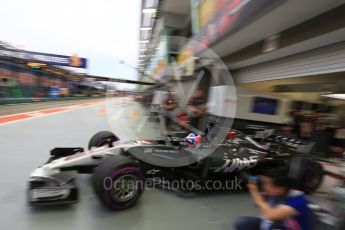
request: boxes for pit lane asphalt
[0,97,256,230]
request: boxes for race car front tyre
[92,156,144,210]
[88,131,120,150]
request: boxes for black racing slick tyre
[92,156,145,210]
[88,131,119,150]
[302,161,324,194]
[288,157,324,194]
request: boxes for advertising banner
[193,0,230,32]
[199,0,217,29]
[0,48,87,68]
[177,43,195,76]
[146,35,168,81]
[191,0,276,54]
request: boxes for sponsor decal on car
[146,169,161,175]
[31,188,70,200]
[143,148,153,153]
[137,140,152,145]
[212,155,259,172]
[65,152,87,161]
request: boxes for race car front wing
[27,175,78,205]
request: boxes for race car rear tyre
[302,161,324,194]
[288,157,324,194]
[88,131,119,150]
[92,156,144,210]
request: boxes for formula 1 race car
[27,122,324,210]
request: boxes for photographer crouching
[234,168,312,230]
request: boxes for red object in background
[0,114,31,124]
[0,101,101,125]
[41,107,66,114]
[201,36,209,48]
[195,135,202,143]
[177,113,189,128]
[227,130,236,140]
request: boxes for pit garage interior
[137,0,345,229]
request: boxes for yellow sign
[199,0,216,28]
[177,44,195,76]
[198,0,228,30]
[27,62,47,67]
[70,54,82,67]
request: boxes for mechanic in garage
[234,169,312,230]
[187,89,206,129]
[161,89,178,131]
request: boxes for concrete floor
[0,97,257,230]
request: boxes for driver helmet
[185,132,202,146]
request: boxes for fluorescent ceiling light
[322,93,345,100]
[143,8,157,14]
[140,40,149,43]
[140,27,152,31]
[139,48,147,51]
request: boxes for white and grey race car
[27,125,324,210]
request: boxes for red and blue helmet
[185,132,202,145]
